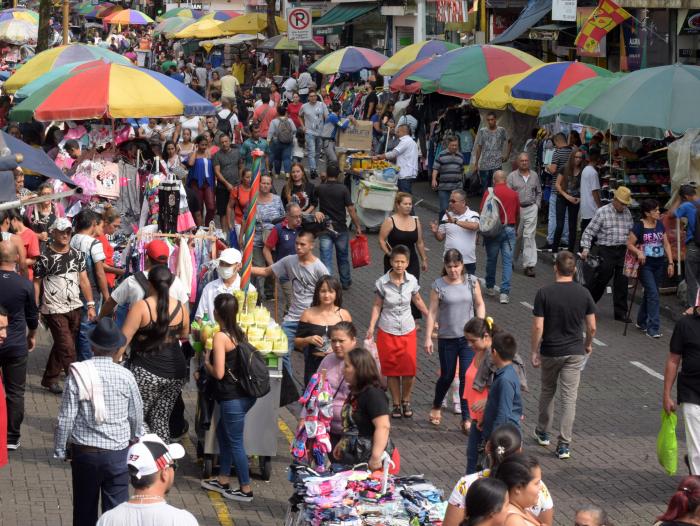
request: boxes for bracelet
[86,302,95,307]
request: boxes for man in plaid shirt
[54,318,143,526]
[580,186,634,322]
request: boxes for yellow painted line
[278,417,295,445]
[208,491,236,526]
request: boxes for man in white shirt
[374,124,419,196]
[507,153,542,277]
[281,75,298,102]
[429,189,480,273]
[194,248,254,321]
[297,71,312,102]
[579,148,602,234]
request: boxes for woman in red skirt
[366,245,428,419]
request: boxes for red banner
[575,0,631,53]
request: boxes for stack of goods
[291,372,333,471]
[287,468,447,526]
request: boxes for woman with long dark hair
[494,454,545,526]
[657,475,700,525]
[281,162,317,214]
[201,293,256,503]
[296,276,352,386]
[552,148,584,253]
[461,478,508,526]
[119,265,189,442]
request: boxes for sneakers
[556,443,571,459]
[201,479,230,494]
[533,429,550,446]
[223,488,254,502]
[646,332,662,339]
[524,267,536,277]
[499,293,509,304]
[7,440,20,451]
[485,287,496,297]
[634,323,646,331]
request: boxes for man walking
[432,136,465,221]
[580,186,634,321]
[531,250,596,460]
[299,90,328,179]
[480,171,520,304]
[671,184,700,311]
[374,124,419,196]
[472,112,511,192]
[0,240,38,450]
[579,148,602,235]
[213,135,240,226]
[267,105,296,177]
[263,203,303,312]
[315,164,363,290]
[430,189,479,274]
[35,218,94,394]
[240,125,270,176]
[54,318,144,526]
[507,152,541,277]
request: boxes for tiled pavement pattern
[0,180,685,525]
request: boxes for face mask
[218,266,235,280]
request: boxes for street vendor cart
[345,153,399,231]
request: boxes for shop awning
[490,0,552,44]
[314,4,376,27]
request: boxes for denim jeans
[217,397,256,485]
[319,231,351,288]
[466,424,484,474]
[77,295,102,362]
[547,193,569,246]
[484,226,516,294]
[432,337,474,421]
[305,133,323,171]
[281,320,299,380]
[438,189,452,222]
[397,178,414,195]
[637,257,665,335]
[270,140,292,175]
[479,169,496,193]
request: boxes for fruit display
[347,153,398,173]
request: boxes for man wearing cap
[54,318,144,526]
[35,217,94,394]
[96,433,197,525]
[580,186,634,321]
[263,203,303,313]
[99,240,190,323]
[195,248,254,321]
[671,184,700,311]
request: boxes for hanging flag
[575,0,631,53]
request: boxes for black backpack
[227,340,270,398]
[216,110,233,138]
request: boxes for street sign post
[287,7,312,41]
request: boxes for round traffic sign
[288,8,310,30]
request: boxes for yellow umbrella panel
[217,13,286,34]
[471,71,543,117]
[173,18,226,39]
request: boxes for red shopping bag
[350,235,371,268]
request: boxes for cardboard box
[336,120,372,151]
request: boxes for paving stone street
[0,181,686,526]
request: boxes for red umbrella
[389,56,434,94]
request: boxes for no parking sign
[287,7,312,41]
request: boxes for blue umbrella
[1,130,78,188]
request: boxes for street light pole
[63,0,69,45]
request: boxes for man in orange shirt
[251,92,276,138]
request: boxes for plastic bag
[657,410,678,475]
[350,235,370,268]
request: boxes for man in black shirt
[315,164,363,290]
[665,311,700,474]
[0,240,38,449]
[531,250,596,460]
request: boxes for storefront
[313,2,384,49]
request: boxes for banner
[575,0,631,54]
[436,0,469,23]
[552,0,577,22]
[620,17,642,71]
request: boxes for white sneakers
[499,293,509,304]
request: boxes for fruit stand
[345,153,400,230]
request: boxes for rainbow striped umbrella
[407,44,542,98]
[240,149,263,292]
[9,61,216,122]
[156,7,202,21]
[200,10,242,22]
[510,61,614,101]
[0,19,37,44]
[103,9,154,25]
[95,4,123,19]
[379,39,459,76]
[3,44,131,94]
[309,46,387,74]
[389,56,435,93]
[0,8,39,24]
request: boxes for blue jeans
[397,178,414,195]
[637,257,665,335]
[484,226,516,294]
[71,446,129,526]
[281,320,298,379]
[270,140,292,175]
[466,425,484,474]
[547,193,569,246]
[77,295,102,361]
[217,397,256,485]
[432,337,474,421]
[438,189,452,222]
[319,231,351,288]
[305,133,323,171]
[479,169,496,193]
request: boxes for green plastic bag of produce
[657,410,678,475]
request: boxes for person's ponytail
[147,265,175,341]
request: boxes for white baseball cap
[218,247,242,265]
[127,433,185,479]
[49,217,72,232]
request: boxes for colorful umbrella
[3,44,132,94]
[153,16,196,37]
[0,19,37,44]
[0,8,39,24]
[259,34,323,52]
[200,10,242,22]
[309,46,387,74]
[103,9,154,25]
[406,44,542,98]
[579,64,700,139]
[15,60,107,100]
[156,8,202,22]
[471,72,544,116]
[9,61,216,122]
[389,56,434,93]
[95,4,123,19]
[217,13,287,34]
[538,75,624,124]
[77,2,112,15]
[173,18,227,39]
[509,62,614,101]
[379,39,459,76]
[199,34,264,52]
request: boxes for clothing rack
[137,225,219,260]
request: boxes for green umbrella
[579,64,700,139]
[153,16,196,37]
[538,75,624,125]
[259,34,323,52]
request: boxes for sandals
[401,401,414,418]
[429,409,441,426]
[391,405,403,419]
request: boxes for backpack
[216,110,233,138]
[277,118,294,144]
[479,187,507,238]
[693,202,700,246]
[227,340,271,398]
